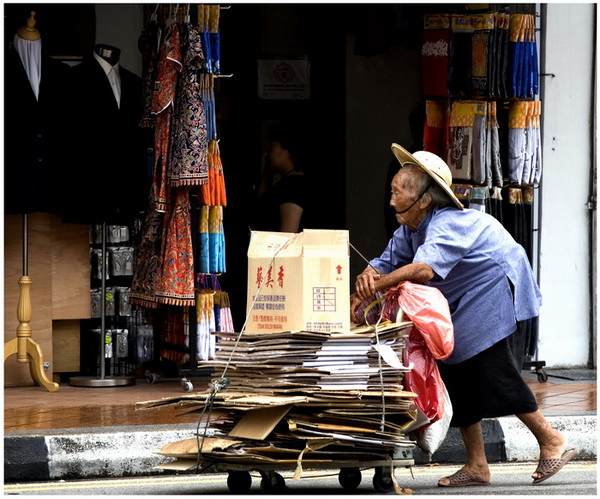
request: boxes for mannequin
[5,10,71,215]
[14,11,41,100]
[66,41,147,225]
[94,43,121,66]
[4,10,61,392]
[16,10,41,40]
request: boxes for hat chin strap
[396,180,432,214]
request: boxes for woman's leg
[438,422,491,486]
[516,409,566,479]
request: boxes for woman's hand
[354,270,380,301]
[349,292,364,324]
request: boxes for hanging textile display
[471,101,487,186]
[508,14,539,99]
[531,100,542,185]
[495,12,510,99]
[507,100,542,186]
[130,202,166,308]
[196,274,235,334]
[447,14,473,97]
[169,19,209,187]
[199,139,227,206]
[471,13,494,97]
[151,22,181,211]
[197,205,226,274]
[209,206,226,273]
[197,4,221,75]
[155,188,196,306]
[158,307,190,363]
[423,100,448,158]
[421,14,450,98]
[196,291,216,361]
[487,101,503,187]
[208,4,221,74]
[447,101,475,181]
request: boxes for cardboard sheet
[228,404,293,439]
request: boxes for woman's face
[266,140,291,172]
[390,168,430,231]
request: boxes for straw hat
[391,143,464,210]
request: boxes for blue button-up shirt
[370,207,542,364]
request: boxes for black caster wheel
[260,471,286,493]
[373,467,394,493]
[181,378,193,392]
[227,470,252,493]
[537,369,549,383]
[339,467,362,490]
[145,371,158,384]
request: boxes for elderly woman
[351,143,577,487]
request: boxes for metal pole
[100,222,106,379]
[22,214,28,276]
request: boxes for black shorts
[438,331,538,427]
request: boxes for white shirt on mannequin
[93,51,122,109]
[14,33,42,100]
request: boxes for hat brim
[391,143,464,210]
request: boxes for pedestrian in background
[252,121,308,233]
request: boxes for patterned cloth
[151,24,181,211]
[155,188,196,306]
[169,22,209,187]
[129,203,166,308]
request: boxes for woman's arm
[354,261,434,301]
[279,202,303,233]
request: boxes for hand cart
[192,449,414,494]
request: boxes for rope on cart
[194,232,301,473]
[364,296,389,432]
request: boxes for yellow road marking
[5,463,595,493]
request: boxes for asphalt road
[5,461,596,496]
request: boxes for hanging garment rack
[70,222,135,387]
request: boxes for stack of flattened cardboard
[139,322,418,474]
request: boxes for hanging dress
[129,200,166,308]
[155,187,196,306]
[169,22,209,187]
[151,23,181,211]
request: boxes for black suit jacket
[66,56,148,224]
[4,45,72,214]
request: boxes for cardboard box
[246,229,350,333]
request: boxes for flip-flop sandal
[438,469,491,487]
[532,448,578,484]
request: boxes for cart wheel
[537,369,549,383]
[227,470,252,493]
[373,467,394,493]
[260,471,286,493]
[145,371,158,384]
[181,378,194,392]
[339,467,362,490]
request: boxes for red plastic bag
[403,325,445,426]
[384,281,454,360]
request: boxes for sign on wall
[257,58,310,100]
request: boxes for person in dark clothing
[252,121,308,233]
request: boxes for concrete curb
[4,415,596,482]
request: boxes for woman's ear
[421,191,434,208]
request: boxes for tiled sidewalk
[4,374,596,432]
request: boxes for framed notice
[257,58,310,100]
